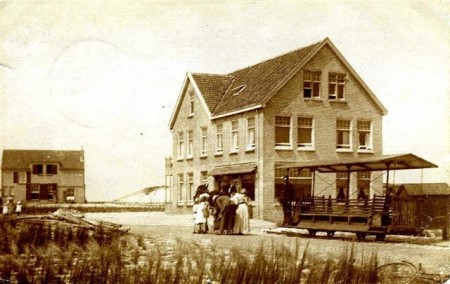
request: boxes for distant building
[393,183,450,236]
[1,150,86,204]
[165,38,387,220]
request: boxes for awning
[276,153,437,173]
[209,163,256,176]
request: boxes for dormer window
[329,73,346,100]
[230,85,246,96]
[303,71,321,98]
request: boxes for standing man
[279,176,294,225]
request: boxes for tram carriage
[277,153,449,241]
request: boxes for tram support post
[345,165,351,209]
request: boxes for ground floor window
[30,184,40,200]
[274,167,312,201]
[66,188,75,202]
[178,174,184,203]
[357,171,371,199]
[187,172,194,203]
[336,172,348,201]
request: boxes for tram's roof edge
[276,153,438,173]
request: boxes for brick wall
[167,45,385,220]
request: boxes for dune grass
[0,221,381,283]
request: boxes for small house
[1,150,86,204]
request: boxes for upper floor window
[336,119,351,150]
[215,124,223,154]
[329,73,346,100]
[13,171,28,184]
[189,91,194,116]
[177,132,184,159]
[297,117,313,149]
[246,117,256,150]
[200,127,207,156]
[187,130,194,159]
[230,120,239,152]
[32,164,44,175]
[46,164,58,175]
[357,121,372,150]
[303,71,321,98]
[275,115,291,147]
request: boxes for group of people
[2,199,23,217]
[192,183,252,235]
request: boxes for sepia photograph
[1,1,449,283]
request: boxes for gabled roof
[169,38,387,128]
[191,73,235,113]
[396,183,450,196]
[1,150,84,170]
[212,41,322,117]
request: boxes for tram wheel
[356,232,366,241]
[326,231,335,238]
[307,229,317,237]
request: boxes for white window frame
[303,70,321,99]
[188,91,195,116]
[246,116,256,151]
[200,127,207,157]
[215,123,223,154]
[30,184,40,200]
[187,130,194,159]
[177,132,184,160]
[200,171,208,185]
[187,172,194,205]
[357,120,372,151]
[18,171,27,184]
[177,173,184,205]
[336,119,352,151]
[328,73,346,100]
[230,120,239,153]
[357,171,371,198]
[275,115,292,149]
[297,117,314,150]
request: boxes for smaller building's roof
[209,162,256,176]
[396,183,450,196]
[1,150,84,170]
[276,153,437,172]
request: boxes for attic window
[188,91,195,116]
[230,85,246,96]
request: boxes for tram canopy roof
[276,153,438,173]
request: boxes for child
[193,194,209,234]
[15,201,23,216]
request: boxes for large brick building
[165,38,387,221]
[1,150,86,205]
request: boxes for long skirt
[233,203,250,234]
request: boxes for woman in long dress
[232,188,250,234]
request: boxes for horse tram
[277,153,449,241]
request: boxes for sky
[0,1,449,201]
